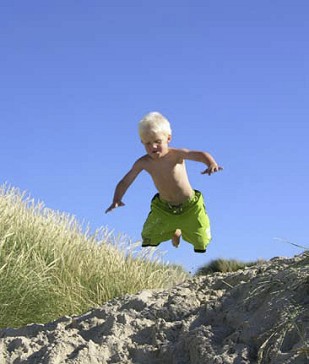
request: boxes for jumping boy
[105,112,223,253]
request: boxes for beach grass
[0,185,188,329]
[195,257,265,276]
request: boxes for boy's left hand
[201,164,223,175]
[105,201,125,213]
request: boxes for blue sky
[1,1,308,273]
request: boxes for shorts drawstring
[167,203,183,214]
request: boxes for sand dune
[0,253,308,363]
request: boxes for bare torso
[140,148,194,204]
[105,143,221,214]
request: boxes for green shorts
[141,190,211,252]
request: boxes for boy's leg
[180,192,212,253]
[182,215,211,253]
[141,200,176,247]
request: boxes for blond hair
[138,112,172,139]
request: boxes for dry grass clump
[0,185,188,329]
[254,254,309,363]
[195,258,264,276]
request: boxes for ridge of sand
[0,253,308,363]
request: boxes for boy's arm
[105,159,144,213]
[178,148,223,175]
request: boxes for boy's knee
[194,248,207,253]
[192,239,210,253]
[142,238,159,247]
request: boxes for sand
[0,253,308,363]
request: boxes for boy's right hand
[105,201,125,213]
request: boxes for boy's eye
[145,140,162,146]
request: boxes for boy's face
[141,131,171,159]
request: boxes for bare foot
[172,229,181,248]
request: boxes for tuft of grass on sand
[0,185,188,329]
[195,258,265,276]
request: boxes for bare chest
[144,158,188,189]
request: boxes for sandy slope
[0,253,308,364]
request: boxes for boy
[105,112,223,253]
